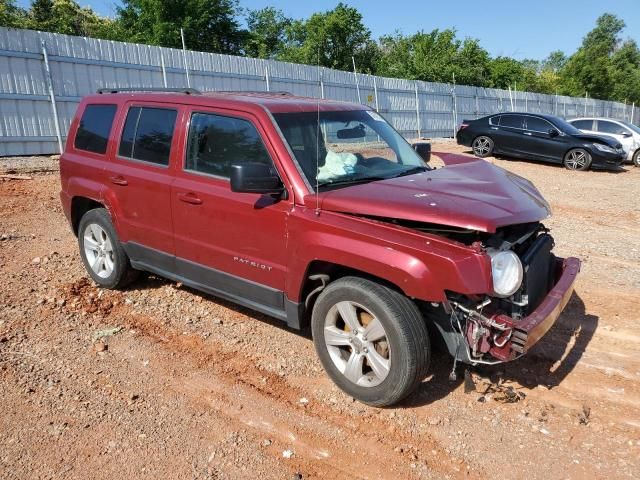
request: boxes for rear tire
[78,208,138,289]
[633,149,640,167]
[311,276,430,407]
[563,148,592,171]
[471,136,494,158]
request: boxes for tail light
[458,123,469,132]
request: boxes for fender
[286,209,492,303]
[67,177,125,240]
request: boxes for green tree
[279,3,379,73]
[609,39,640,104]
[559,13,625,99]
[0,0,27,28]
[117,0,245,53]
[244,7,290,59]
[377,29,490,86]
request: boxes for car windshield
[621,121,640,134]
[273,110,429,190]
[552,117,583,135]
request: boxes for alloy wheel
[83,223,115,279]
[565,150,588,170]
[472,137,492,156]
[323,301,391,387]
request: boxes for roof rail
[214,90,292,96]
[97,87,201,95]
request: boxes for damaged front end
[433,222,580,366]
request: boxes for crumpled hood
[572,133,621,148]
[311,154,551,233]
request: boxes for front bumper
[509,256,580,354]
[590,150,625,169]
[454,256,581,363]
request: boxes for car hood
[311,154,552,233]
[571,133,621,148]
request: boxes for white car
[569,117,640,166]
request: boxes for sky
[17,0,640,61]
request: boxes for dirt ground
[1,142,639,479]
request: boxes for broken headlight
[487,249,523,297]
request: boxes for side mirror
[230,163,285,195]
[548,128,559,138]
[412,142,431,162]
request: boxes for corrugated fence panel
[0,26,638,156]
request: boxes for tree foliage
[278,3,378,73]
[244,7,290,59]
[0,3,639,105]
[116,0,245,53]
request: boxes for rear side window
[500,115,524,129]
[525,116,553,133]
[185,112,272,178]
[598,121,628,135]
[118,106,177,166]
[571,119,594,130]
[489,116,501,126]
[74,104,117,154]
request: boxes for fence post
[451,84,458,137]
[352,56,361,104]
[264,65,270,92]
[41,40,63,155]
[373,75,379,112]
[414,82,421,138]
[474,88,479,116]
[320,68,325,99]
[180,28,191,88]
[160,51,168,87]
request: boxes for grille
[520,234,555,314]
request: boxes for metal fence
[1,26,638,156]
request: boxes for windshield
[621,121,640,134]
[551,117,583,135]
[273,110,429,190]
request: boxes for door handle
[523,132,532,136]
[178,192,203,205]
[109,175,128,186]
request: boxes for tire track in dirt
[58,278,473,479]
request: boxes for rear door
[521,115,568,163]
[170,107,291,313]
[493,114,525,155]
[104,103,180,267]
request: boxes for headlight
[592,143,615,153]
[487,249,523,297]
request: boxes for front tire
[78,208,137,289]
[633,149,640,167]
[472,136,494,158]
[311,277,430,407]
[563,148,592,171]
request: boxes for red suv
[60,88,580,406]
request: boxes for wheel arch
[71,196,104,236]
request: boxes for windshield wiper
[392,166,430,178]
[317,175,388,189]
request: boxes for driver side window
[185,112,272,178]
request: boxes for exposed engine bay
[443,222,557,364]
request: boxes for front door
[170,108,291,313]
[596,120,634,155]
[520,116,568,163]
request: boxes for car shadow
[125,273,311,338]
[401,291,597,408]
[461,149,629,173]
[126,276,597,408]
